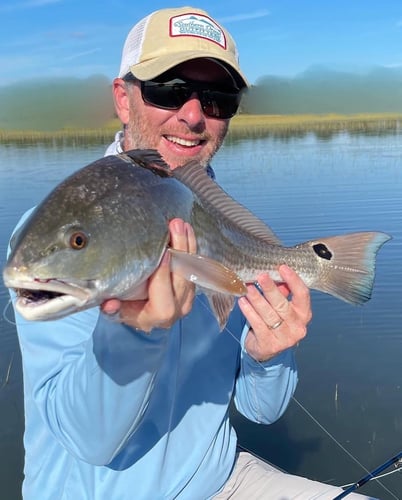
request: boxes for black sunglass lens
[142,82,191,109]
[200,90,240,119]
[142,80,241,118]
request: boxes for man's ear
[113,78,130,125]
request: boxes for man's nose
[175,92,205,128]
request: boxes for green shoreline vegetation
[228,113,402,140]
[1,113,401,144]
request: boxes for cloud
[64,48,102,62]
[219,9,270,24]
[384,62,402,69]
[23,0,61,5]
[0,0,62,11]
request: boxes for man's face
[114,59,238,169]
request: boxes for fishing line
[2,297,16,326]
[195,295,396,497]
[1,352,14,389]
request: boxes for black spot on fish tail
[313,243,333,260]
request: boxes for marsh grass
[0,125,118,145]
[228,113,402,141]
[1,113,401,144]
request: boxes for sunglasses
[124,74,243,119]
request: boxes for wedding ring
[268,319,283,330]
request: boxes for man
[10,7,376,499]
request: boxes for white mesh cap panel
[118,13,152,77]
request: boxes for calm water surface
[0,132,401,499]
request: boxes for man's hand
[238,265,312,362]
[101,218,196,331]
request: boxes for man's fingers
[185,222,197,254]
[101,298,121,315]
[169,218,196,316]
[239,267,312,362]
[169,218,189,251]
[277,265,311,324]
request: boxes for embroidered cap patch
[169,13,227,49]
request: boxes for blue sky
[1,0,402,87]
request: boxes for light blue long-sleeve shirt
[10,151,298,499]
[14,294,297,500]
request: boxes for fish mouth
[5,275,92,321]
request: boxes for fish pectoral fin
[168,248,246,296]
[206,293,236,332]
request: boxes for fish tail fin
[306,231,391,304]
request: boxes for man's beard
[123,110,227,169]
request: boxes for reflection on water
[1,131,401,499]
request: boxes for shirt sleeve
[233,322,298,424]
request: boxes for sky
[2,0,402,87]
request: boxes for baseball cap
[118,7,249,88]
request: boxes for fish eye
[69,231,88,250]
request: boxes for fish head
[3,209,145,321]
[4,221,98,321]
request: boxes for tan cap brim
[129,51,249,88]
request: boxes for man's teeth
[165,136,201,147]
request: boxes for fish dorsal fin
[173,161,281,245]
[121,149,173,177]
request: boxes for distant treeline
[0,75,115,131]
[1,66,402,131]
[242,65,402,114]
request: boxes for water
[1,132,401,499]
